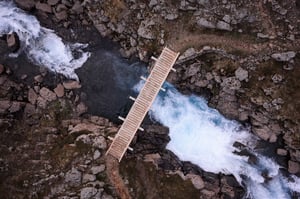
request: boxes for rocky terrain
[0,0,300,198]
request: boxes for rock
[36,2,53,13]
[185,63,200,77]
[0,64,4,75]
[235,67,248,81]
[90,165,105,175]
[221,77,241,90]
[271,51,296,62]
[290,150,300,162]
[80,187,98,199]
[63,81,81,89]
[0,100,11,113]
[288,161,300,174]
[92,136,107,149]
[277,148,288,156]
[8,102,22,113]
[72,0,84,14]
[144,153,161,165]
[178,48,196,60]
[34,75,43,83]
[138,19,156,39]
[82,174,96,183]
[15,0,35,10]
[6,34,16,47]
[39,87,57,102]
[196,18,216,29]
[47,0,60,6]
[195,80,209,87]
[93,150,101,160]
[216,20,232,31]
[186,174,205,189]
[55,10,68,21]
[149,0,158,8]
[65,168,82,187]
[76,102,87,115]
[164,13,178,20]
[252,126,271,141]
[70,123,104,134]
[54,84,64,98]
[101,193,114,199]
[75,134,107,149]
[271,74,283,83]
[257,33,270,39]
[28,88,38,105]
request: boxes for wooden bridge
[106,47,180,162]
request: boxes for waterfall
[0,0,90,81]
[134,81,300,199]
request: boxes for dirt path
[105,155,131,199]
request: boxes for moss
[120,158,201,199]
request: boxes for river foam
[0,1,90,80]
[134,81,300,199]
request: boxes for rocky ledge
[1,0,300,198]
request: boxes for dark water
[77,49,147,122]
[0,25,147,123]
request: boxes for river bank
[0,0,299,198]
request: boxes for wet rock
[63,81,82,89]
[288,160,300,174]
[54,84,64,98]
[36,2,53,13]
[90,165,105,175]
[80,187,98,199]
[186,174,205,189]
[6,34,16,47]
[28,88,38,105]
[15,0,35,10]
[277,148,288,156]
[271,51,296,62]
[39,87,57,102]
[252,126,271,141]
[82,174,96,183]
[65,167,82,187]
[235,67,248,81]
[290,150,300,162]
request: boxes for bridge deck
[106,47,179,161]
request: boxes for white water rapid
[134,81,300,199]
[1,1,299,198]
[0,1,90,81]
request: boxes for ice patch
[0,1,90,80]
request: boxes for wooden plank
[106,47,180,161]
